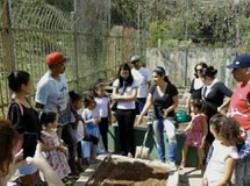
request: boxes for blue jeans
[136,98,146,114]
[153,117,177,162]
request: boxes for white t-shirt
[81,107,100,124]
[36,72,70,125]
[193,78,204,90]
[204,139,239,186]
[95,96,109,118]
[112,79,139,110]
[70,108,85,142]
[35,71,69,112]
[131,67,151,98]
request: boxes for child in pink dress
[40,112,71,179]
[179,99,208,169]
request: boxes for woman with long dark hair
[112,63,138,156]
[200,66,232,144]
[186,62,208,114]
[138,66,179,168]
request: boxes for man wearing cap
[227,53,250,186]
[35,51,70,123]
[35,51,78,175]
[130,55,151,114]
[227,54,250,131]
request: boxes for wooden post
[0,0,15,72]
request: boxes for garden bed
[75,155,178,186]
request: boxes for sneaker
[168,161,177,171]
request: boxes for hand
[176,129,186,135]
[15,149,24,162]
[200,141,206,150]
[217,107,227,116]
[92,119,99,124]
[136,115,143,125]
[162,109,169,117]
[202,177,208,186]
[57,145,67,153]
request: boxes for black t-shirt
[8,101,40,134]
[149,84,178,118]
[8,100,40,157]
[202,81,232,118]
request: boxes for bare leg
[197,147,204,169]
[91,144,97,161]
[180,144,188,169]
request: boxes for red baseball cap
[46,52,69,65]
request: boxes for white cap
[130,55,141,63]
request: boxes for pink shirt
[228,82,250,130]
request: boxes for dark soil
[86,158,169,186]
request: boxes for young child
[0,119,19,186]
[81,94,104,163]
[203,114,240,186]
[40,112,71,179]
[0,120,64,186]
[93,81,111,151]
[179,99,208,169]
[69,91,85,171]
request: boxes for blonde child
[40,112,71,179]
[179,99,208,169]
[203,114,240,186]
[93,81,112,151]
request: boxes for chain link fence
[0,0,248,116]
[0,0,142,117]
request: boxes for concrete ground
[178,167,203,186]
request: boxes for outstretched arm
[136,93,153,125]
[215,157,236,186]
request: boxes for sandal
[179,161,186,169]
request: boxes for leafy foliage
[111,0,250,48]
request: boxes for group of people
[0,52,111,185]
[1,50,250,186]
[117,54,250,186]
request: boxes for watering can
[175,110,190,123]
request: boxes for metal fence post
[184,48,188,87]
[72,2,80,92]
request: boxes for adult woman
[200,66,232,144]
[137,66,179,167]
[7,71,40,185]
[186,62,208,114]
[112,63,138,156]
